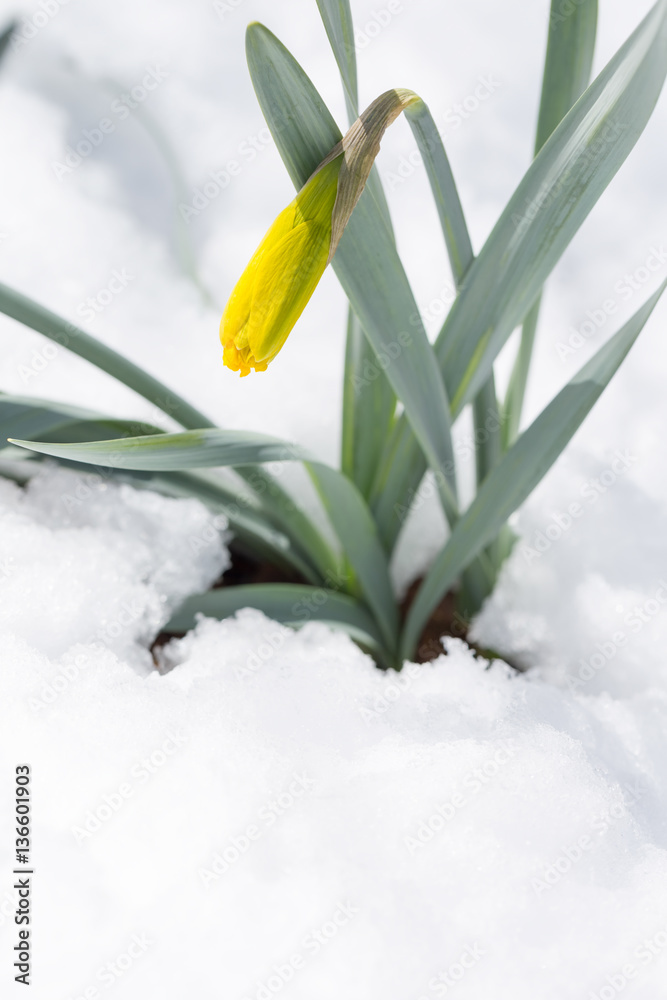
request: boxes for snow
[2,0,667,996]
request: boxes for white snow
[2,0,667,996]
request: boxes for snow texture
[1,0,667,996]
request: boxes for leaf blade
[400,279,667,659]
[503,0,598,445]
[439,0,667,414]
[246,24,459,525]
[165,582,391,665]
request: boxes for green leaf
[164,583,391,665]
[402,99,501,488]
[231,463,344,585]
[0,393,324,581]
[372,0,667,542]
[11,426,398,652]
[315,0,358,118]
[0,394,106,442]
[535,0,598,155]
[399,98,501,598]
[503,0,598,446]
[313,5,398,501]
[307,462,398,653]
[0,20,16,65]
[0,285,337,572]
[9,428,308,471]
[400,279,667,660]
[341,309,396,498]
[246,24,459,527]
[0,282,214,431]
[438,0,667,414]
[403,99,473,285]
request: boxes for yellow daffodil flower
[220,157,343,376]
[220,89,420,376]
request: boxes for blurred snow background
[1,0,667,996]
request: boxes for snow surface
[2,0,667,995]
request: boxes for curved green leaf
[315,0,358,117]
[438,0,667,413]
[313,5,398,500]
[246,24,458,526]
[307,462,398,653]
[0,282,214,431]
[9,428,307,471]
[164,583,391,666]
[400,279,667,660]
[372,0,667,543]
[10,426,398,653]
[341,309,396,498]
[504,0,598,446]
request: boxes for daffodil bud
[220,89,420,376]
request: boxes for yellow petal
[246,220,330,364]
[220,159,341,374]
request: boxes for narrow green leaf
[398,98,502,600]
[0,282,214,431]
[504,0,598,445]
[315,0,358,118]
[402,98,501,487]
[535,0,598,155]
[307,462,398,653]
[246,24,459,526]
[341,309,396,498]
[0,394,321,580]
[400,279,667,660]
[232,463,344,585]
[0,20,16,65]
[313,5,398,500]
[0,394,105,442]
[403,99,473,284]
[11,427,398,652]
[143,469,324,583]
[9,428,308,471]
[372,0,667,542]
[164,583,391,665]
[438,0,667,414]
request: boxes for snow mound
[2,476,667,997]
[0,466,228,671]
